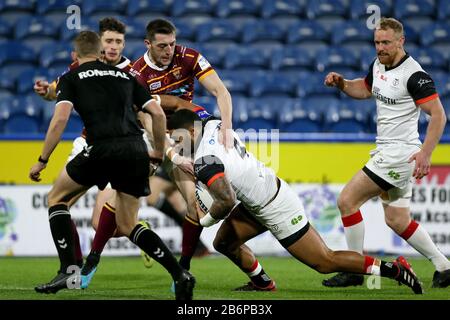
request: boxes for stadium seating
[271,45,314,72]
[394,0,436,20]
[224,46,268,70]
[241,20,285,44]
[16,68,51,94]
[172,0,213,18]
[260,0,304,19]
[217,70,249,96]
[249,72,295,98]
[215,0,259,18]
[279,100,323,133]
[349,0,392,20]
[286,20,329,44]
[315,47,359,73]
[196,20,239,43]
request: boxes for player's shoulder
[129,55,146,76]
[176,44,200,60]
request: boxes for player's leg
[172,166,207,270]
[213,205,275,291]
[115,190,195,300]
[35,167,90,294]
[384,203,450,288]
[323,168,384,287]
[285,224,423,294]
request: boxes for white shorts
[67,136,87,162]
[365,144,421,206]
[142,129,154,152]
[253,179,309,244]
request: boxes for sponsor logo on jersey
[372,87,397,104]
[78,69,129,80]
[198,55,211,71]
[418,78,432,87]
[149,81,161,90]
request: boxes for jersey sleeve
[364,59,375,91]
[194,155,225,187]
[407,71,439,104]
[133,77,153,109]
[193,50,215,81]
[55,74,75,106]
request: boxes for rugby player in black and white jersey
[29,31,195,300]
[166,109,424,294]
[323,17,450,288]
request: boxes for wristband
[200,212,220,227]
[38,156,48,164]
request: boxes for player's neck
[78,56,98,65]
[108,56,122,66]
[385,49,406,69]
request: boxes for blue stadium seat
[126,0,169,16]
[286,21,329,44]
[420,22,450,46]
[196,20,239,43]
[349,0,392,20]
[279,100,323,133]
[217,70,249,95]
[324,102,368,133]
[15,17,58,42]
[40,42,72,69]
[216,0,259,18]
[437,0,450,20]
[237,97,279,131]
[261,0,304,19]
[306,0,348,19]
[433,73,450,99]
[0,41,36,67]
[83,0,126,16]
[124,39,146,61]
[0,0,34,12]
[193,96,218,116]
[271,45,314,71]
[59,20,98,42]
[241,20,284,44]
[296,72,340,98]
[302,96,340,116]
[331,21,373,45]
[196,43,231,70]
[0,19,11,41]
[172,0,213,17]
[0,67,17,92]
[171,20,196,42]
[403,23,420,45]
[64,113,84,134]
[1,96,43,134]
[121,19,146,40]
[17,68,51,94]
[37,0,81,14]
[394,0,436,20]
[249,72,295,97]
[3,115,40,134]
[315,47,359,73]
[224,47,268,70]
[409,48,448,74]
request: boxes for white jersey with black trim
[194,120,278,211]
[365,55,439,146]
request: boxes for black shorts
[67,137,150,198]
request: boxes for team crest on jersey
[173,68,182,80]
[392,78,399,86]
[149,81,161,90]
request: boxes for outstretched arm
[324,72,372,99]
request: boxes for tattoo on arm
[208,176,236,220]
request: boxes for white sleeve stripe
[141,98,158,111]
[55,100,73,107]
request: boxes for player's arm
[159,94,197,111]
[135,86,167,160]
[407,71,446,179]
[34,79,58,101]
[324,73,372,99]
[199,72,234,148]
[194,155,237,227]
[29,101,72,182]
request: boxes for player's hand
[174,156,194,176]
[29,162,46,182]
[408,150,431,180]
[219,126,234,150]
[324,72,344,89]
[34,80,49,97]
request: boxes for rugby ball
[195,181,214,213]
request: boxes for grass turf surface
[0,255,448,300]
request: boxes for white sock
[402,221,450,272]
[342,210,365,254]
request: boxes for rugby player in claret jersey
[129,19,234,273]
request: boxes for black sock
[179,256,191,270]
[157,198,185,226]
[380,261,400,279]
[129,224,183,281]
[48,204,76,273]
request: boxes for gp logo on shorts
[388,170,400,180]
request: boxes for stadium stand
[0,0,448,135]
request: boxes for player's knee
[213,237,229,254]
[312,251,336,274]
[116,221,134,237]
[337,193,356,215]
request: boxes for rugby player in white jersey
[322,17,450,288]
[166,109,425,294]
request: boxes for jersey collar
[144,51,169,71]
[115,56,131,69]
[384,53,410,71]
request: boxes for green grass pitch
[0,255,448,300]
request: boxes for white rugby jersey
[194,120,278,211]
[364,54,438,146]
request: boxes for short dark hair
[167,109,200,131]
[99,17,126,36]
[74,30,101,58]
[145,18,176,41]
